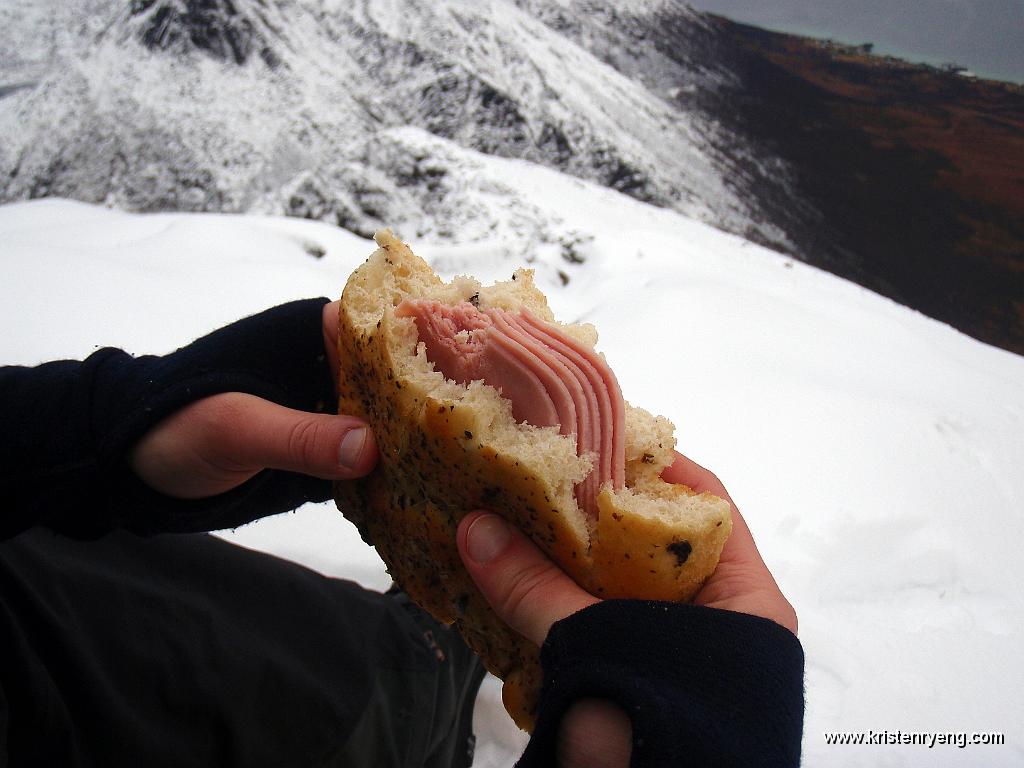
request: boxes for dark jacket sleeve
[0,299,338,540]
[518,601,805,768]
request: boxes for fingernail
[338,427,369,470]
[466,514,512,564]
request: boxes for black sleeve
[0,299,338,540]
[518,601,805,768]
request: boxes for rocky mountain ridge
[0,0,793,252]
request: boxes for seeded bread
[333,230,732,731]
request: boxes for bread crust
[334,231,731,730]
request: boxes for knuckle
[148,393,259,475]
[286,417,324,469]
[191,394,255,469]
[495,559,562,630]
[196,392,250,429]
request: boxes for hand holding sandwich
[131,301,379,499]
[458,453,797,767]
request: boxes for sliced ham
[396,299,625,520]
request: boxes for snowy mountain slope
[0,0,793,250]
[3,153,1023,765]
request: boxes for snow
[3,181,1024,764]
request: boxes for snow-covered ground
[3,158,1023,765]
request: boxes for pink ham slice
[395,299,625,520]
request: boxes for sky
[687,0,1024,83]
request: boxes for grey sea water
[687,0,1024,83]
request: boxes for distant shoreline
[687,4,1024,85]
[757,22,1022,85]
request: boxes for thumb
[208,393,378,481]
[457,511,598,646]
[133,392,378,499]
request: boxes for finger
[661,451,764,570]
[457,511,598,646]
[210,393,378,480]
[660,451,733,502]
[663,454,796,630]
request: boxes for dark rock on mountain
[130,0,279,67]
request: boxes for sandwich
[333,230,732,731]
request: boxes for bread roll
[333,230,731,731]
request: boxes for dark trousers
[0,529,484,767]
